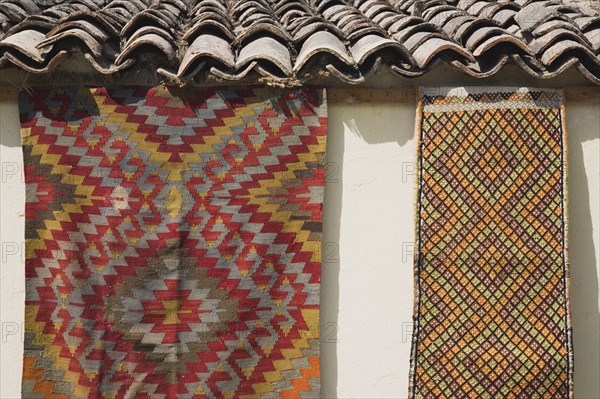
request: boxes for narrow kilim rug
[19,86,326,398]
[409,87,573,399]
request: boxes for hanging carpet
[19,86,326,398]
[410,87,573,399]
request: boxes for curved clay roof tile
[0,0,597,84]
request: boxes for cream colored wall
[0,89,24,398]
[0,88,598,398]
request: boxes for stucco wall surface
[0,88,598,398]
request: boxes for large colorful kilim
[409,87,573,399]
[19,86,326,398]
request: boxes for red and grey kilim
[409,87,573,399]
[19,86,326,398]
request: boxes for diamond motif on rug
[19,86,326,398]
[410,88,573,399]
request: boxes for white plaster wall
[0,88,598,398]
[0,89,25,398]
[321,102,417,398]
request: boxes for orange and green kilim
[19,86,326,398]
[409,88,573,399]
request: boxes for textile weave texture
[410,87,573,399]
[19,86,326,398]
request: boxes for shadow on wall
[321,100,416,398]
[0,89,21,148]
[321,107,343,399]
[342,103,415,147]
[566,102,600,399]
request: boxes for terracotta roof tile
[0,0,598,84]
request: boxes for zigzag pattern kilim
[409,88,573,399]
[19,86,326,398]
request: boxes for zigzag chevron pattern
[19,86,327,399]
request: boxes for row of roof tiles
[0,0,599,85]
